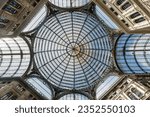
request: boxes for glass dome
[49,0,91,8]
[34,11,112,90]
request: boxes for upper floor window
[2,5,18,14]
[0,17,9,23]
[9,0,22,9]
[16,84,25,93]
[0,92,13,100]
[130,12,141,19]
[116,0,125,6]
[127,92,138,100]
[134,17,145,23]
[131,88,143,98]
[121,2,131,10]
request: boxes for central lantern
[34,11,112,90]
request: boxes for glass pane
[95,5,119,29]
[96,75,120,99]
[22,6,47,32]
[116,34,150,74]
[0,37,30,78]
[26,74,53,99]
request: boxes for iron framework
[33,11,113,90]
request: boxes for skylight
[26,74,54,99]
[22,5,47,32]
[96,74,120,99]
[0,37,30,78]
[95,5,119,29]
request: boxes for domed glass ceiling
[49,0,91,8]
[34,11,112,90]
